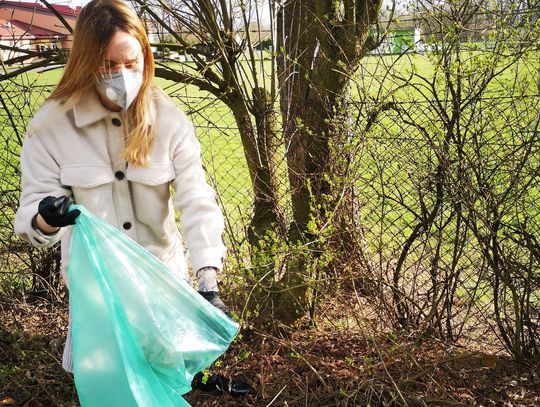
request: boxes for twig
[265,385,286,407]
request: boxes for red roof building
[1,18,34,62]
[0,0,81,18]
[0,0,80,53]
[1,18,33,40]
[10,18,66,38]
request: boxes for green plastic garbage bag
[68,205,239,407]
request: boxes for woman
[14,0,229,373]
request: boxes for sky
[44,0,406,28]
[47,0,409,11]
[49,0,87,6]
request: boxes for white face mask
[97,65,143,111]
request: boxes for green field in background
[1,51,539,252]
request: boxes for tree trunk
[250,87,285,244]
[274,0,382,323]
[226,92,283,250]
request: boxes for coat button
[123,222,132,230]
[112,118,121,127]
[115,171,125,180]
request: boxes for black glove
[199,291,232,318]
[192,371,251,397]
[38,196,80,228]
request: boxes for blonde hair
[49,0,157,166]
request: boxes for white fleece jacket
[14,86,227,284]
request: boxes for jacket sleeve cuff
[191,246,227,273]
[28,214,63,248]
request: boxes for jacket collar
[73,89,117,128]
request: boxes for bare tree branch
[38,0,74,33]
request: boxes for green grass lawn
[1,50,539,257]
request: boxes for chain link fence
[1,42,539,362]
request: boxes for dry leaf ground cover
[1,290,539,407]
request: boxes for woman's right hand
[36,196,80,232]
